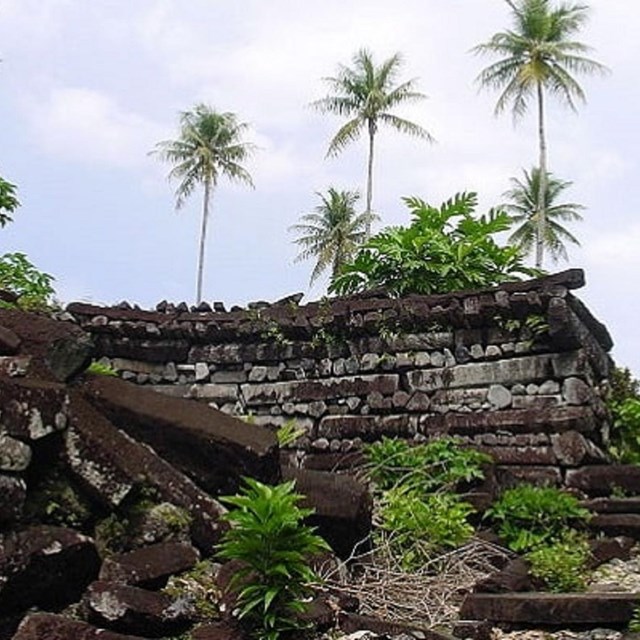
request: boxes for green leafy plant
[217,478,330,640]
[630,605,640,633]
[377,487,475,569]
[0,176,19,227]
[526,529,591,593]
[86,360,119,377]
[606,368,640,464]
[276,420,306,448]
[330,192,538,296]
[0,252,56,310]
[365,436,491,494]
[486,484,591,553]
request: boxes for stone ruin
[3,268,640,639]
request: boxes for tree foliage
[0,252,56,311]
[502,167,584,263]
[312,49,433,231]
[152,104,255,303]
[330,192,537,297]
[290,188,375,285]
[0,176,19,228]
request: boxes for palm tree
[152,104,254,304]
[290,188,375,286]
[502,167,584,263]
[312,49,434,236]
[473,0,607,268]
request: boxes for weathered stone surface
[487,384,512,409]
[338,612,454,640]
[191,621,246,640]
[0,325,20,355]
[422,405,598,437]
[84,580,196,637]
[494,465,562,488]
[12,613,148,640]
[476,445,556,465]
[588,536,635,568]
[81,375,280,496]
[62,394,227,551]
[99,542,200,588]
[566,465,640,497]
[460,592,640,626]
[0,377,69,440]
[590,514,640,539]
[551,430,606,466]
[474,558,533,593]
[0,526,100,613]
[563,376,593,405]
[317,414,413,441]
[583,498,640,514]
[0,474,27,522]
[241,374,399,406]
[0,433,31,470]
[282,466,372,558]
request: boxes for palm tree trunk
[365,120,376,238]
[196,178,211,304]
[535,81,548,270]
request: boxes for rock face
[12,613,148,640]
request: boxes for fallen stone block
[473,557,533,593]
[12,612,148,640]
[338,611,456,640]
[0,325,20,355]
[281,466,372,559]
[0,376,69,440]
[566,465,640,497]
[459,592,640,626]
[583,498,640,514]
[99,542,200,588]
[0,525,100,614]
[0,474,27,523]
[191,621,246,640]
[84,580,196,638]
[316,414,414,441]
[590,514,640,539]
[62,394,227,552]
[81,375,279,496]
[0,308,93,381]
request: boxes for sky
[0,0,639,374]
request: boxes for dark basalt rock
[84,580,197,637]
[281,466,372,559]
[0,475,27,524]
[99,542,200,588]
[191,621,246,640]
[473,557,533,593]
[80,375,280,496]
[566,465,640,497]
[12,613,148,640]
[0,325,20,355]
[460,592,640,626]
[0,525,100,614]
[338,612,456,640]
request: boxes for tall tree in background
[502,167,584,263]
[312,49,434,236]
[290,188,375,286]
[473,0,607,268]
[152,104,254,304]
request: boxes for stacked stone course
[69,269,614,488]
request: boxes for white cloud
[27,87,165,168]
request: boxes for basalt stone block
[0,377,69,440]
[459,592,640,626]
[99,542,200,588]
[282,467,372,559]
[302,451,365,473]
[494,465,562,488]
[551,431,607,466]
[84,580,196,637]
[338,612,455,640]
[0,433,31,471]
[0,474,27,523]
[566,465,640,497]
[0,325,20,355]
[589,514,640,539]
[12,613,148,640]
[473,558,533,593]
[62,395,227,552]
[317,414,413,441]
[588,536,635,568]
[191,621,246,640]
[0,308,93,381]
[583,498,640,514]
[80,375,279,496]
[0,526,100,614]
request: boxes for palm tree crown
[503,167,584,263]
[473,0,607,268]
[312,49,434,235]
[153,104,254,303]
[290,188,375,286]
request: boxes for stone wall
[68,269,614,487]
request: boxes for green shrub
[275,420,306,448]
[330,192,537,296]
[486,484,591,552]
[365,436,491,494]
[0,177,19,228]
[0,252,56,311]
[526,530,591,592]
[217,478,330,640]
[86,360,119,377]
[630,605,640,633]
[377,487,475,569]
